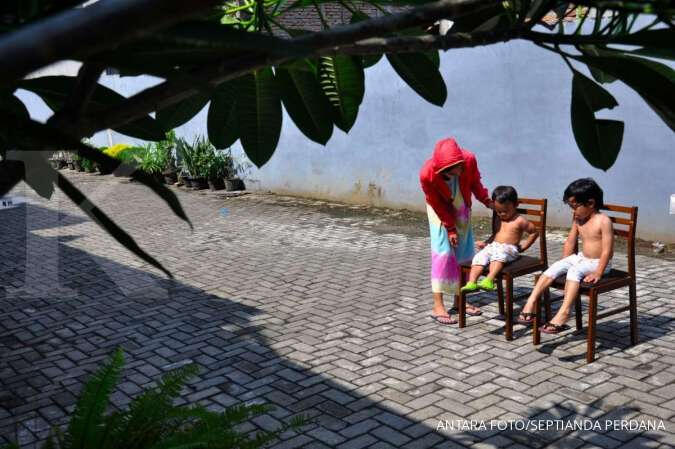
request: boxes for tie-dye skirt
[427,203,474,295]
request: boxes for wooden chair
[456,198,548,340]
[533,204,638,363]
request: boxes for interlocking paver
[1,174,674,448]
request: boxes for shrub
[1,348,305,449]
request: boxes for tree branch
[0,0,222,86]
[70,0,499,137]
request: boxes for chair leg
[457,269,467,328]
[497,277,505,317]
[505,276,514,341]
[544,287,552,322]
[533,287,541,345]
[629,282,638,345]
[587,290,598,363]
[575,294,582,331]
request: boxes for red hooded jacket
[419,138,490,234]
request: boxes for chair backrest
[491,198,548,265]
[570,204,638,280]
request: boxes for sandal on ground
[540,322,570,334]
[449,306,482,317]
[430,314,458,325]
[516,312,536,325]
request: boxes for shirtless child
[517,178,613,333]
[461,186,539,294]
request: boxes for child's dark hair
[563,178,604,209]
[492,186,518,204]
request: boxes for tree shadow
[466,284,672,363]
[0,204,671,448]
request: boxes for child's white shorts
[543,253,612,282]
[472,242,520,266]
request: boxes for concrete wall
[16,28,675,241]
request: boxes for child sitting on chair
[461,186,539,292]
[517,178,613,333]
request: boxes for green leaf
[276,66,333,145]
[0,93,29,119]
[319,55,364,132]
[575,53,675,132]
[570,71,624,170]
[579,45,617,84]
[207,81,239,149]
[0,160,24,197]
[57,174,174,277]
[66,348,124,449]
[386,53,447,107]
[18,76,165,141]
[18,151,55,200]
[425,50,440,68]
[362,53,383,68]
[629,47,675,61]
[236,68,282,167]
[617,28,674,48]
[156,93,210,130]
[349,12,382,69]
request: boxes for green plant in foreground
[2,348,305,449]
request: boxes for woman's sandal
[516,312,536,325]
[430,314,458,325]
[540,322,570,334]
[449,306,482,317]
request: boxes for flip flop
[449,307,482,317]
[516,312,536,325]
[430,314,458,325]
[540,322,570,334]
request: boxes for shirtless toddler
[517,178,614,333]
[461,186,539,292]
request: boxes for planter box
[208,178,225,191]
[191,177,208,190]
[224,178,245,191]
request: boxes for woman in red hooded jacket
[420,138,493,324]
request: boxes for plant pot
[74,161,83,171]
[191,177,208,190]
[57,160,67,169]
[67,162,75,170]
[224,178,245,191]
[208,178,225,191]
[98,165,112,175]
[85,166,96,173]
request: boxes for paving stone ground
[1,171,674,448]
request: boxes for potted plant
[81,157,96,173]
[224,155,248,191]
[177,136,211,190]
[137,143,166,184]
[72,153,84,171]
[207,151,227,190]
[157,130,178,184]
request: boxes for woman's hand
[448,232,459,247]
[485,199,495,210]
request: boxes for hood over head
[431,138,464,174]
